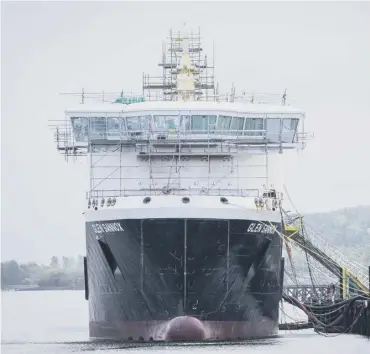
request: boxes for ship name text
[247,223,275,235]
[92,222,124,234]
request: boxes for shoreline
[2,286,84,292]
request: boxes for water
[1,291,368,353]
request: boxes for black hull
[85,218,283,341]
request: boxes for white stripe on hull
[85,196,281,223]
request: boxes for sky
[1,1,370,263]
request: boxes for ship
[51,27,311,341]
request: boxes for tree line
[1,255,85,290]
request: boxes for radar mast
[142,27,215,101]
[177,25,196,101]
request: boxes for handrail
[59,90,292,105]
[87,188,260,198]
[50,125,306,141]
[284,218,369,297]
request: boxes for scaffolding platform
[142,28,215,102]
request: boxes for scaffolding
[58,26,293,106]
[49,27,313,200]
[142,28,215,102]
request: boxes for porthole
[143,197,151,204]
[220,197,228,204]
[182,197,190,204]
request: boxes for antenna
[282,89,287,105]
[230,83,236,103]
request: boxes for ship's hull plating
[86,218,283,341]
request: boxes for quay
[281,283,370,337]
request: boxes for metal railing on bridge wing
[86,188,261,199]
[49,123,308,149]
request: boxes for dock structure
[281,278,369,337]
[283,284,340,304]
[283,215,369,299]
[279,212,369,337]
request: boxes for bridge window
[107,117,120,138]
[126,116,151,132]
[244,118,264,136]
[154,115,179,131]
[139,115,151,131]
[90,117,107,139]
[71,117,89,142]
[282,118,299,132]
[180,115,190,130]
[266,118,281,142]
[190,115,217,132]
[281,118,299,143]
[126,117,140,131]
[120,117,126,134]
[217,115,232,132]
[230,117,245,135]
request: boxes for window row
[70,115,299,142]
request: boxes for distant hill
[286,205,370,273]
[304,205,370,247]
[303,205,370,266]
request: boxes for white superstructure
[51,27,312,217]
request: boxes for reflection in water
[1,291,369,354]
[1,338,280,354]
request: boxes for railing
[211,92,288,105]
[284,217,369,296]
[59,90,292,105]
[49,124,307,148]
[284,284,342,303]
[59,91,142,105]
[87,188,260,199]
[303,227,369,292]
[117,129,268,142]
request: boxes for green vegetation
[1,256,84,290]
[303,205,370,267]
[283,205,370,284]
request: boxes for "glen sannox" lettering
[247,223,275,235]
[92,222,124,234]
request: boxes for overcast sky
[2,1,370,263]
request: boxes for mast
[142,27,215,101]
[177,26,196,101]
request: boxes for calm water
[1,291,368,353]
